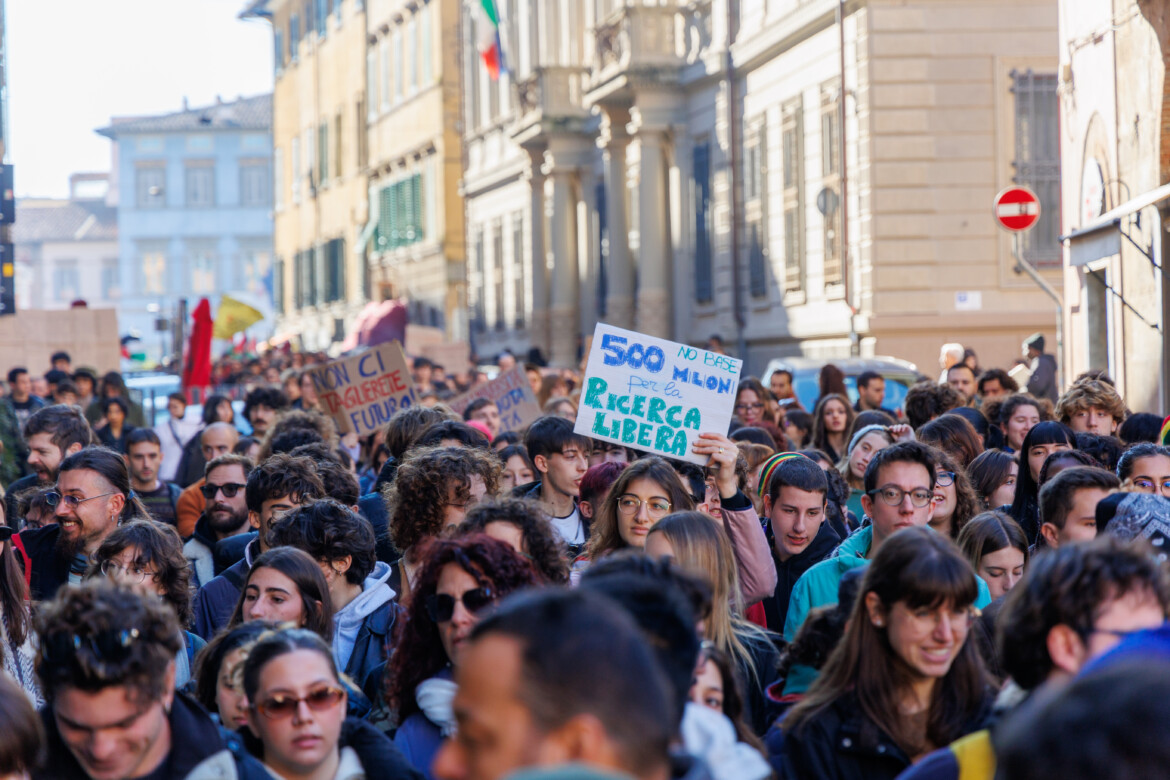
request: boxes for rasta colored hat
[757,452,810,501]
[1161,415,1170,446]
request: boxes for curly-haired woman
[382,445,502,599]
[87,519,205,688]
[384,535,539,778]
[456,497,571,584]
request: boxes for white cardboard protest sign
[574,323,743,465]
[304,342,417,436]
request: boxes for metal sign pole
[1013,232,1064,392]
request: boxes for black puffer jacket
[763,520,842,633]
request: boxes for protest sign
[304,341,416,436]
[575,323,743,465]
[448,365,542,434]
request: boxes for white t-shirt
[549,507,585,546]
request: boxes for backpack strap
[11,534,31,592]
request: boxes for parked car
[760,356,924,414]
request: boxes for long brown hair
[584,457,695,560]
[785,526,986,756]
[0,499,29,648]
[811,394,856,459]
[931,448,980,540]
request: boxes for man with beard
[174,422,240,538]
[18,447,150,601]
[5,405,94,526]
[182,454,254,588]
[124,428,181,527]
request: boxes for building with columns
[462,0,1064,375]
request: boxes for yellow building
[244,0,372,352]
[363,0,466,335]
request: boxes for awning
[1063,182,1170,267]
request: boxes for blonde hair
[647,511,772,685]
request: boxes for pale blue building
[97,95,274,363]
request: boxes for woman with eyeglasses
[87,519,206,688]
[0,499,38,706]
[925,448,979,540]
[383,535,538,778]
[734,378,785,449]
[772,527,990,780]
[582,457,696,564]
[241,627,417,780]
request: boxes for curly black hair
[384,535,538,719]
[268,499,377,586]
[384,446,502,555]
[457,498,570,584]
[243,386,290,425]
[244,453,326,514]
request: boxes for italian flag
[476,0,505,80]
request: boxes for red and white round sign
[993,186,1041,232]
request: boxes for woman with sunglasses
[87,519,206,688]
[383,535,539,778]
[242,627,417,780]
[0,500,38,706]
[773,527,990,779]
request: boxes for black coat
[239,715,425,780]
[35,692,268,780]
[739,628,785,737]
[770,691,990,780]
[763,520,842,633]
[17,524,70,603]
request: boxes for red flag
[183,298,214,391]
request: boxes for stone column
[546,164,580,367]
[631,116,671,338]
[524,148,549,358]
[599,107,634,329]
[577,165,599,339]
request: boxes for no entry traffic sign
[993,186,1041,232]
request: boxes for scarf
[415,677,459,737]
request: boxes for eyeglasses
[1089,626,1161,641]
[201,482,247,499]
[867,486,935,508]
[253,685,346,720]
[735,403,765,412]
[936,471,955,487]
[45,491,118,510]
[426,587,496,623]
[1132,478,1170,493]
[44,628,140,670]
[617,495,672,519]
[0,527,13,542]
[100,560,154,584]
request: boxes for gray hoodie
[332,561,396,673]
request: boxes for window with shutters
[289,14,300,61]
[274,257,286,313]
[374,173,424,250]
[318,122,329,185]
[240,161,270,207]
[136,165,166,209]
[472,226,486,333]
[820,86,842,287]
[1011,70,1061,266]
[275,30,285,72]
[744,116,768,299]
[309,245,321,306]
[781,99,804,295]
[380,39,390,112]
[512,212,525,328]
[492,220,505,330]
[185,164,215,208]
[316,0,327,36]
[367,49,378,120]
[325,238,346,302]
[693,142,713,304]
[53,262,80,302]
[190,246,217,293]
[421,2,433,84]
[293,251,304,308]
[356,101,368,170]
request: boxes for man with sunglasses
[783,442,991,641]
[182,454,255,588]
[33,580,268,780]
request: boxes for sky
[7,0,275,198]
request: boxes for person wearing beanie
[1024,332,1058,404]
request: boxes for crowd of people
[0,337,1166,779]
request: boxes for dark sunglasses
[44,627,140,668]
[425,587,496,623]
[200,482,247,499]
[0,527,13,542]
[254,685,346,719]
